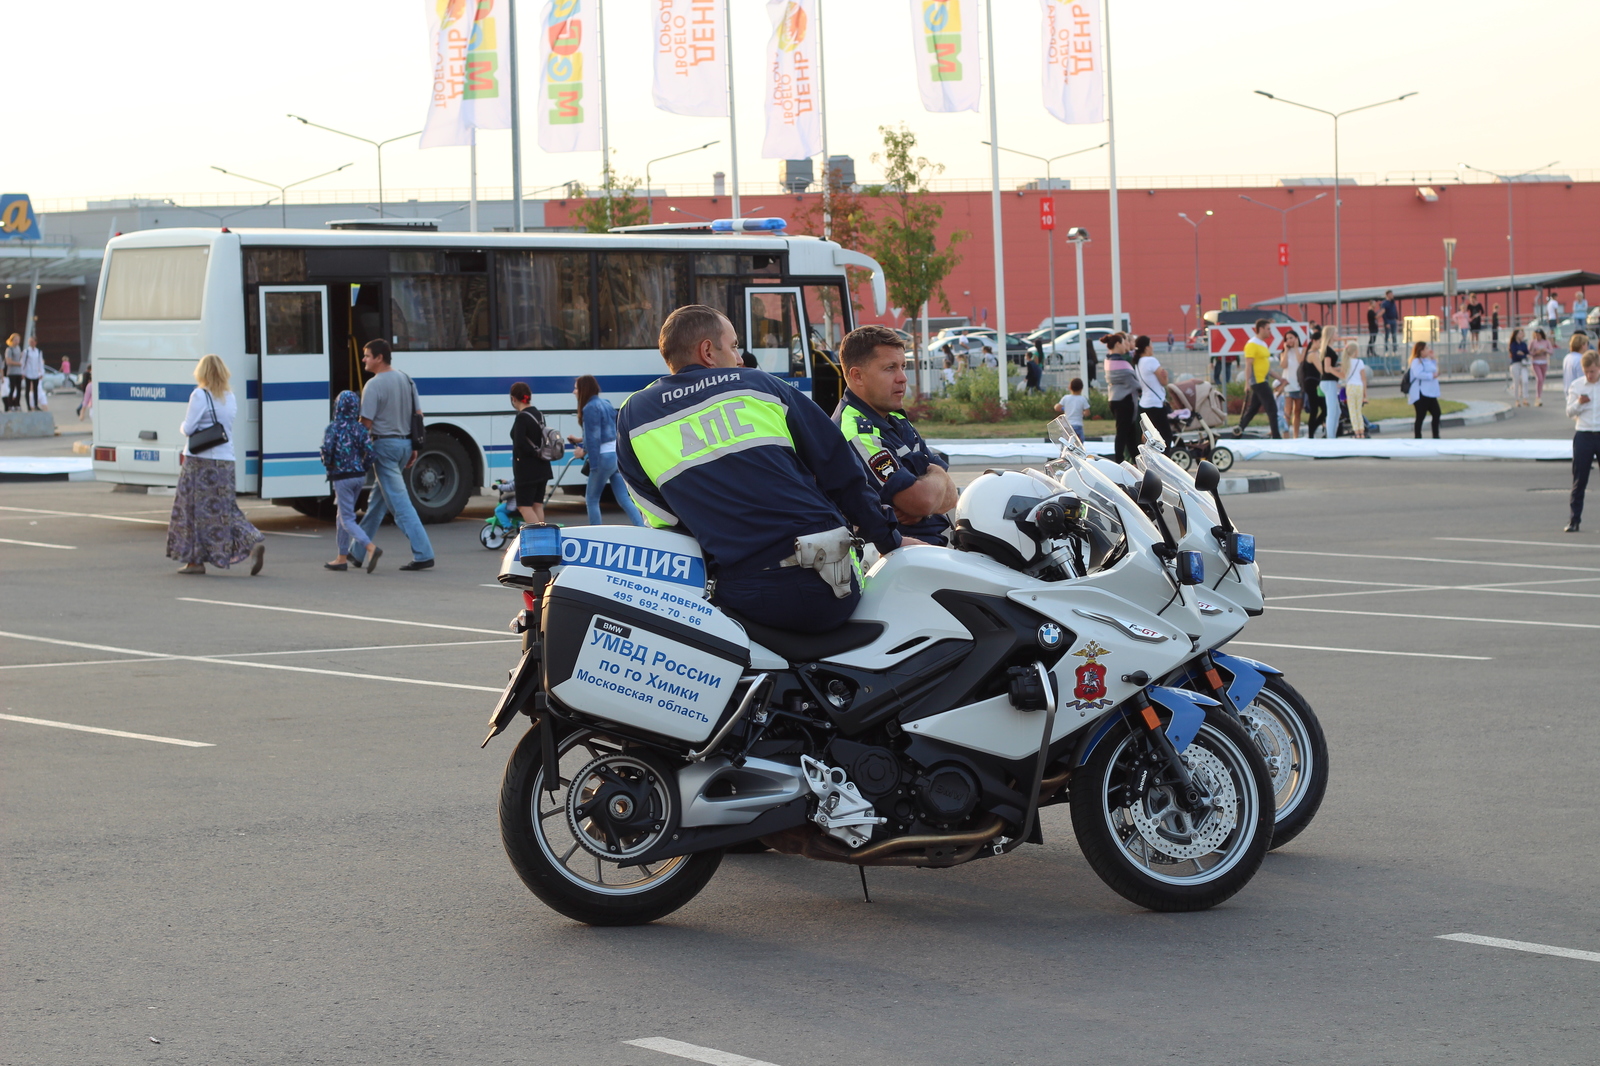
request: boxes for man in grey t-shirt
[355,340,434,571]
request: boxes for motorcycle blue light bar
[1230,532,1256,565]
[1176,549,1205,586]
[518,524,563,568]
[710,217,787,232]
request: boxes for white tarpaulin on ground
[652,0,727,117]
[925,438,1573,463]
[1040,0,1103,124]
[910,0,979,113]
[538,0,602,153]
[762,0,821,159]
[0,457,94,478]
[420,0,512,148]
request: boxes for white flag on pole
[910,0,979,113]
[538,0,602,153]
[421,0,512,148]
[761,0,821,159]
[1040,0,1104,124]
[653,0,727,117]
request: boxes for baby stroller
[479,479,523,549]
[1163,377,1235,472]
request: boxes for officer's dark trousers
[714,565,859,634]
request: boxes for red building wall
[545,180,1599,339]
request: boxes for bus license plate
[133,449,159,461]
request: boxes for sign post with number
[1278,242,1289,266]
[1040,197,1058,351]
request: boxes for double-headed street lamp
[287,116,422,218]
[981,140,1108,348]
[1239,191,1327,311]
[645,141,720,223]
[1177,210,1213,338]
[211,163,354,228]
[1254,90,1417,329]
[1458,160,1560,328]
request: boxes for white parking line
[1230,640,1491,661]
[0,630,501,693]
[178,597,505,635]
[1436,537,1600,550]
[624,1038,785,1066]
[1438,933,1600,963]
[0,713,213,748]
[0,638,516,672]
[1269,606,1600,631]
[0,504,317,537]
[1260,548,1600,574]
[0,537,76,549]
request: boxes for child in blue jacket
[320,390,379,572]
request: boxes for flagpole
[817,0,830,241]
[724,0,741,218]
[597,0,612,227]
[508,0,524,232]
[1104,0,1123,331]
[469,129,479,233]
[985,0,1008,406]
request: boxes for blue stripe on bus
[413,375,813,396]
[244,459,259,476]
[261,381,329,402]
[262,451,322,460]
[262,458,326,477]
[97,382,191,403]
[247,379,259,400]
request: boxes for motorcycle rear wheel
[500,724,722,925]
[1070,706,1273,912]
[1239,675,1328,850]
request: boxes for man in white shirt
[1546,292,1564,338]
[1565,350,1600,532]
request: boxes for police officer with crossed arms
[616,304,901,633]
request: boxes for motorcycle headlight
[1176,550,1205,586]
[517,524,563,570]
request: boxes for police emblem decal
[1037,623,1063,649]
[867,449,898,481]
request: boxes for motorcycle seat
[721,608,884,663]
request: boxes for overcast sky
[11,0,1595,206]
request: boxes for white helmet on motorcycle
[950,469,1070,569]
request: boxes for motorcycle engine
[827,740,980,832]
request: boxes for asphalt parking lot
[4,457,1597,1066]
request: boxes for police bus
[88,220,884,521]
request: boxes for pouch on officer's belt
[783,526,856,599]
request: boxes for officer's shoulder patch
[854,415,876,435]
[867,448,898,481]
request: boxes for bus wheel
[407,432,473,524]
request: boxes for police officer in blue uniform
[833,326,959,546]
[616,305,900,634]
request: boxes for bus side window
[497,251,592,350]
[598,253,690,350]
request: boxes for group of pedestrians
[164,341,644,576]
[1098,332,1173,461]
[4,333,46,412]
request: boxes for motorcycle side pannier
[541,555,749,747]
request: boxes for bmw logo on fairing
[1037,623,1063,649]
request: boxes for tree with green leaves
[569,168,650,232]
[858,124,967,324]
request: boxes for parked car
[1045,327,1115,364]
[1203,309,1296,327]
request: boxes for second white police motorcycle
[485,429,1286,925]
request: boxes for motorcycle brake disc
[1129,745,1238,861]
[1239,707,1295,796]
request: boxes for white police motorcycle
[484,457,1276,925]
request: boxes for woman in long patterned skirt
[166,354,265,575]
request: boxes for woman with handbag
[166,354,265,576]
[567,374,644,527]
[1132,335,1173,445]
[1408,341,1443,439]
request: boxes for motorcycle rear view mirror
[1138,468,1164,505]
[1193,461,1220,494]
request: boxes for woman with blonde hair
[3,333,22,410]
[1342,341,1370,438]
[166,354,265,575]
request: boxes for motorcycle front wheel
[500,724,722,926]
[1238,674,1328,850]
[1070,706,1273,912]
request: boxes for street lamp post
[645,141,720,223]
[982,141,1108,354]
[1178,210,1212,377]
[1065,227,1091,384]
[1459,161,1559,329]
[1253,90,1417,332]
[211,163,354,228]
[1239,191,1327,309]
[287,116,422,218]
